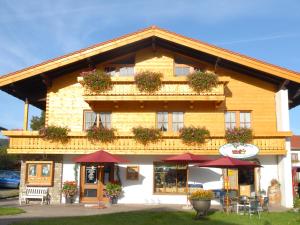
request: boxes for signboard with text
[219,143,259,159]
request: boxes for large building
[1,26,300,207]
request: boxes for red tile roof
[291,135,300,149]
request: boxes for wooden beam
[152,37,156,52]
[293,89,300,99]
[23,98,29,131]
[41,74,52,88]
[278,79,289,90]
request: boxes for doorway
[80,163,114,203]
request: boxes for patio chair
[236,195,250,214]
[248,199,262,219]
[261,197,269,212]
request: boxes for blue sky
[0,0,299,135]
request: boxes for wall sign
[126,166,139,180]
[219,143,259,159]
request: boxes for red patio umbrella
[197,156,261,213]
[163,153,211,208]
[73,150,128,163]
[163,153,211,163]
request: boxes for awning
[73,150,128,163]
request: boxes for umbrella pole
[226,168,229,214]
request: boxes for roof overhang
[1,26,300,109]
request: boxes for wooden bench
[19,187,49,205]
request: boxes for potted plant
[39,125,70,143]
[86,126,116,143]
[132,126,162,145]
[62,181,77,204]
[80,69,113,93]
[179,126,210,144]
[187,71,218,93]
[189,189,214,219]
[134,71,162,93]
[104,181,122,204]
[225,127,253,144]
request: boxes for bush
[189,190,214,201]
[225,127,253,144]
[39,126,69,143]
[179,126,210,144]
[81,70,113,93]
[105,182,122,199]
[87,126,116,143]
[187,71,218,93]
[134,71,162,93]
[132,127,162,145]
[294,197,300,208]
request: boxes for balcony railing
[79,77,227,101]
[3,131,287,155]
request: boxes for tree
[0,140,20,170]
[30,111,45,130]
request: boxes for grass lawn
[11,210,300,225]
[0,207,24,216]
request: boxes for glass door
[80,164,103,203]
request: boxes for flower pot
[110,196,118,204]
[65,196,74,204]
[190,199,211,219]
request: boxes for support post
[275,89,293,208]
[23,98,29,131]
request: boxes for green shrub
[105,182,122,198]
[81,70,113,93]
[179,126,210,144]
[225,127,253,144]
[187,71,218,93]
[87,126,116,143]
[132,127,162,145]
[294,197,300,208]
[134,71,162,93]
[189,190,214,201]
[39,126,69,143]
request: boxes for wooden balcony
[79,77,227,102]
[3,131,287,155]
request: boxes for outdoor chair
[248,199,262,219]
[236,196,250,214]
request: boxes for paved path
[0,198,289,225]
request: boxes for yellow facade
[2,46,291,155]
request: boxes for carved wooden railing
[3,131,287,155]
[78,77,227,101]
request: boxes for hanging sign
[219,143,259,159]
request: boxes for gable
[0,26,300,109]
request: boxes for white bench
[20,187,49,205]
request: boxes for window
[100,113,111,129]
[240,112,251,128]
[292,153,299,162]
[157,112,168,131]
[119,66,134,76]
[172,112,184,131]
[225,111,251,129]
[157,112,184,132]
[225,112,236,129]
[84,111,97,130]
[26,161,53,186]
[84,111,111,130]
[154,163,187,194]
[175,66,191,76]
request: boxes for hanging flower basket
[132,126,162,145]
[225,127,253,144]
[87,126,116,143]
[179,126,210,144]
[39,125,70,143]
[80,70,113,93]
[134,71,162,93]
[187,71,218,93]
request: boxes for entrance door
[80,163,114,203]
